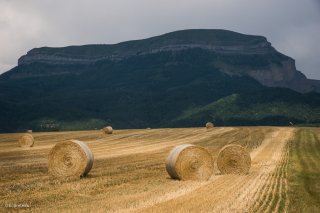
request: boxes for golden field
[0,127,319,212]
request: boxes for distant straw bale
[166,144,214,181]
[48,140,94,178]
[217,144,251,175]
[206,122,214,129]
[19,134,34,147]
[26,130,32,133]
[103,126,113,134]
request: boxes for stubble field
[0,127,319,212]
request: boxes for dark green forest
[1,29,320,132]
[1,48,320,132]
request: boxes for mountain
[1,29,320,132]
[12,29,320,93]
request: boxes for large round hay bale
[19,134,34,147]
[103,126,113,134]
[166,144,214,181]
[217,144,251,175]
[206,122,214,129]
[48,140,94,178]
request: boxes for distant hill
[1,29,320,132]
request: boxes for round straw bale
[48,140,94,178]
[19,134,34,147]
[206,122,214,129]
[103,126,113,134]
[166,144,214,181]
[217,144,251,175]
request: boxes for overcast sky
[0,0,319,79]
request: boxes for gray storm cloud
[0,0,319,79]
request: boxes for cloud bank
[0,0,319,78]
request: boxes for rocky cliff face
[11,29,320,93]
[18,30,273,65]
[215,55,318,93]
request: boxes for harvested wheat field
[0,127,319,212]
